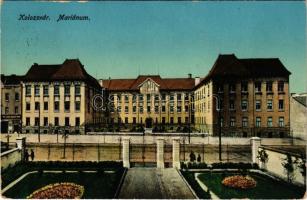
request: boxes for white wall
[1,148,22,170]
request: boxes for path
[118,168,196,199]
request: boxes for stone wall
[1,148,22,170]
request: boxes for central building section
[101,75,195,133]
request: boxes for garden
[2,161,125,199]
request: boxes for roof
[0,74,23,85]
[197,54,291,87]
[23,59,101,88]
[102,75,195,91]
[293,96,307,107]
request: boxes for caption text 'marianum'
[18,14,90,22]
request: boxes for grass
[180,171,211,199]
[196,171,305,199]
[3,170,124,199]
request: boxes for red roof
[103,75,194,91]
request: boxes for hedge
[181,162,259,170]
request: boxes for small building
[290,93,307,140]
[0,74,23,133]
[21,59,103,134]
[194,54,291,137]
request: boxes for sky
[1,1,306,93]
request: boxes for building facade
[21,59,103,134]
[0,75,23,133]
[101,75,195,132]
[194,54,291,137]
[290,93,307,140]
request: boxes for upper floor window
[229,99,235,110]
[279,117,284,127]
[54,85,60,96]
[15,93,20,101]
[255,100,261,111]
[35,102,40,110]
[279,99,284,110]
[255,82,261,92]
[229,83,236,93]
[266,82,273,92]
[170,94,174,101]
[230,117,235,127]
[5,93,9,101]
[125,95,129,103]
[241,82,248,92]
[241,100,248,111]
[26,102,31,111]
[54,101,59,111]
[267,117,273,127]
[177,94,182,101]
[43,85,49,96]
[218,84,224,93]
[15,106,19,114]
[185,93,189,101]
[139,94,143,102]
[26,85,31,96]
[125,106,129,113]
[133,106,137,113]
[132,94,137,102]
[256,117,261,127]
[64,101,70,112]
[64,85,70,96]
[147,94,151,102]
[75,101,80,111]
[154,95,159,102]
[44,102,48,110]
[5,107,9,114]
[278,81,284,92]
[161,93,166,101]
[242,117,248,127]
[267,99,273,111]
[34,85,40,96]
[75,85,81,95]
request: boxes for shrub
[222,175,257,189]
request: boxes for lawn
[3,170,124,199]
[196,171,305,199]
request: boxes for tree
[295,156,306,187]
[189,151,196,162]
[282,154,295,183]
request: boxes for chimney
[195,77,200,86]
[188,73,192,79]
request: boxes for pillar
[173,139,180,169]
[251,137,261,163]
[122,139,130,168]
[157,139,164,168]
[16,137,26,162]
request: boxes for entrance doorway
[145,118,153,128]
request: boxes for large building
[194,54,291,137]
[101,75,195,132]
[21,59,103,134]
[290,93,307,140]
[0,75,23,133]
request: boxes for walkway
[118,168,196,199]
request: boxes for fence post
[157,139,165,168]
[173,139,180,169]
[122,139,130,168]
[16,137,26,162]
[251,137,261,164]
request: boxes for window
[34,85,40,96]
[178,117,181,124]
[139,106,143,113]
[5,93,9,101]
[44,117,48,126]
[266,82,272,92]
[162,117,166,124]
[229,100,235,110]
[65,117,69,126]
[132,94,137,102]
[162,105,166,112]
[75,101,80,111]
[241,82,248,92]
[35,117,39,126]
[54,85,60,96]
[242,117,248,127]
[15,93,20,101]
[279,117,284,127]
[54,101,59,111]
[185,93,189,100]
[267,99,273,111]
[230,117,235,127]
[177,94,182,101]
[147,94,151,102]
[35,102,40,111]
[278,81,284,92]
[170,94,174,101]
[161,93,166,101]
[133,106,136,113]
[139,94,143,101]
[241,100,248,111]
[147,106,151,113]
[64,101,70,112]
[170,117,174,124]
[26,103,31,111]
[54,117,59,126]
[26,85,31,96]
[76,117,80,126]
[255,82,261,92]
[185,105,189,112]
[43,85,49,96]
[267,117,273,127]
[125,95,129,103]
[256,117,261,127]
[229,83,236,93]
[278,99,284,110]
[75,85,80,95]
[155,106,159,113]
[117,106,121,112]
[218,84,224,93]
[155,95,159,102]
[177,106,181,113]
[185,117,189,124]
[26,118,30,126]
[42,102,48,111]
[125,117,128,123]
[64,85,70,96]
[125,106,129,113]
[133,117,136,124]
[255,100,261,111]
[5,107,9,114]
[170,105,174,113]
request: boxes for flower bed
[27,182,84,199]
[222,175,257,189]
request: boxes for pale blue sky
[1,1,306,93]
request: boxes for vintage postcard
[1,1,306,199]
